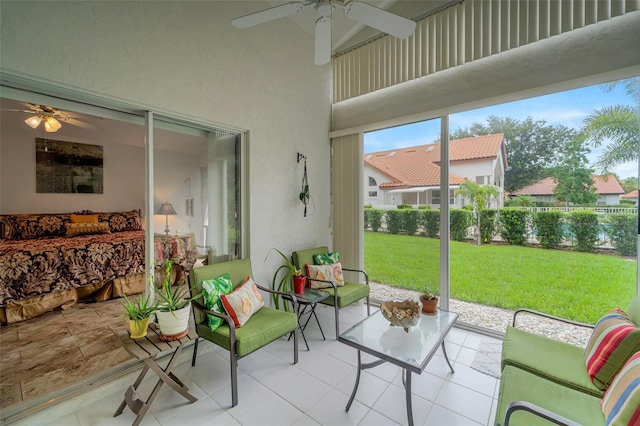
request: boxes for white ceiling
[0,97,208,155]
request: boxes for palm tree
[582,78,639,173]
[455,180,501,245]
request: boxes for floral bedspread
[0,231,196,305]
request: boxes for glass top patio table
[338,308,458,374]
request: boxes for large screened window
[362,78,638,336]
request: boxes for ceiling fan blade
[65,117,102,130]
[344,1,416,39]
[1,109,34,113]
[315,16,332,65]
[232,2,307,29]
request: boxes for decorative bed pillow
[8,214,67,239]
[202,274,234,332]
[65,222,111,237]
[601,351,640,426]
[220,277,264,328]
[70,213,99,223]
[305,262,344,289]
[313,251,340,265]
[584,308,640,391]
[98,210,143,232]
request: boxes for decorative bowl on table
[380,300,420,333]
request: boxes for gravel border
[370,282,592,347]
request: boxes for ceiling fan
[2,102,100,133]
[232,0,417,65]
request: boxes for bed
[0,210,196,323]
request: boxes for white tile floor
[19,303,502,426]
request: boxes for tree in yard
[619,176,638,194]
[550,136,598,206]
[451,116,581,193]
[455,180,501,245]
[581,78,639,174]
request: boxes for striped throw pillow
[601,351,640,426]
[584,308,640,391]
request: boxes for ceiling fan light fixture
[25,116,43,129]
[44,116,62,132]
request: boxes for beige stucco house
[364,133,507,208]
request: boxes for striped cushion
[584,308,640,391]
[601,351,640,426]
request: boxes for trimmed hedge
[499,208,529,246]
[404,209,421,236]
[605,213,637,256]
[365,209,384,232]
[450,209,472,241]
[533,210,565,249]
[386,210,404,234]
[479,209,498,244]
[567,210,599,253]
[422,209,440,238]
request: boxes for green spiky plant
[267,248,301,311]
[155,260,202,317]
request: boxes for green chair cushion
[196,306,297,357]
[625,295,640,326]
[189,259,254,326]
[502,326,603,398]
[496,365,604,426]
[292,246,369,308]
[319,282,370,308]
[292,246,329,270]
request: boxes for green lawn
[364,232,637,323]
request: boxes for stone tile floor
[2,299,503,425]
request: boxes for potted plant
[419,286,439,315]
[155,260,201,338]
[121,294,156,339]
[292,269,306,295]
[268,248,302,309]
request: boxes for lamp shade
[25,116,43,129]
[157,202,177,216]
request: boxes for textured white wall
[0,127,146,214]
[0,1,332,283]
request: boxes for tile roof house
[511,175,625,205]
[621,190,639,205]
[364,133,507,208]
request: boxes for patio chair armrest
[192,300,234,324]
[512,308,594,329]
[504,401,581,426]
[341,267,369,284]
[256,283,298,312]
[303,276,339,291]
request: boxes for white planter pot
[156,303,191,337]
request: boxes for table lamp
[157,201,177,235]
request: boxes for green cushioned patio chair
[292,246,370,338]
[188,259,298,407]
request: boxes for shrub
[422,209,440,238]
[479,209,498,244]
[418,205,431,210]
[404,209,420,236]
[397,204,413,209]
[367,209,383,232]
[450,209,472,241]
[499,208,529,246]
[533,210,565,249]
[567,210,599,252]
[605,213,637,256]
[386,209,404,234]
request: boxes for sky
[364,79,639,180]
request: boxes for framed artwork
[186,198,194,217]
[36,138,103,194]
